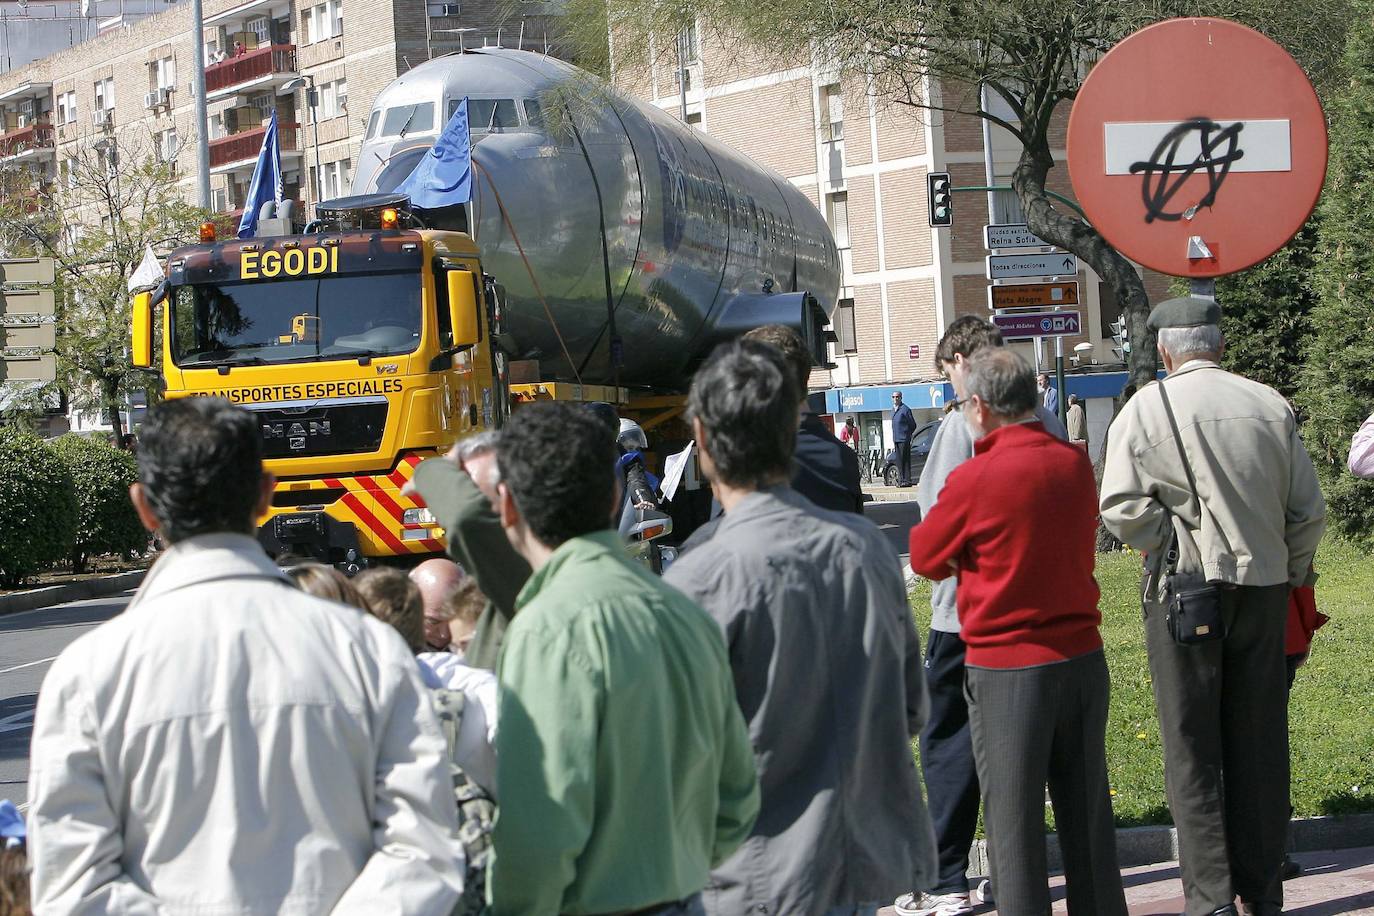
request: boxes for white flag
[127,244,165,293]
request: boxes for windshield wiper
[397,106,418,138]
[181,353,269,368]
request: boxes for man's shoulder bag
[432,686,495,916]
[1158,382,1227,645]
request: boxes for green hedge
[50,434,146,573]
[0,428,77,588]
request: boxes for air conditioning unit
[93,109,113,128]
[145,91,160,110]
[158,87,173,106]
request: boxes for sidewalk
[876,846,1374,915]
[862,481,919,504]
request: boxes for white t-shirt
[416,652,499,798]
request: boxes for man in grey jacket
[1100,297,1325,916]
[894,316,1066,916]
[666,339,936,916]
[28,398,465,915]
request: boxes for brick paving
[876,846,1374,915]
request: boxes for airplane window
[523,99,544,128]
[366,109,380,139]
[462,98,519,132]
[382,103,434,138]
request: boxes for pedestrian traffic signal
[1109,317,1132,363]
[927,172,953,228]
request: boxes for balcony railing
[0,122,54,158]
[209,122,299,169]
[204,44,297,94]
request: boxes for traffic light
[927,171,952,228]
[1109,317,1132,363]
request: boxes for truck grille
[252,400,388,459]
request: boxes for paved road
[0,591,132,807]
[863,498,920,569]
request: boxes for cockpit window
[459,98,519,132]
[381,102,435,138]
[523,99,544,129]
[366,109,381,140]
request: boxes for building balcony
[0,122,55,162]
[205,45,298,101]
[209,121,302,172]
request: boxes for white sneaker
[974,879,994,905]
[892,891,974,916]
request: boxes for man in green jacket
[486,402,759,915]
[409,431,528,670]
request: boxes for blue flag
[398,97,472,208]
[237,110,282,239]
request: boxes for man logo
[375,363,399,374]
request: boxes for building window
[835,297,857,355]
[61,157,78,190]
[820,83,843,142]
[246,15,271,46]
[826,191,850,249]
[320,79,348,119]
[312,158,351,200]
[93,78,115,112]
[157,128,178,164]
[151,56,176,91]
[681,21,700,63]
[685,110,702,127]
[307,0,343,42]
[57,91,77,125]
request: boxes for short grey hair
[964,348,1037,418]
[455,431,502,487]
[1157,324,1223,360]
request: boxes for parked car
[884,418,942,487]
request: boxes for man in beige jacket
[28,398,465,915]
[1100,297,1325,916]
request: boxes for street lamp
[282,75,322,206]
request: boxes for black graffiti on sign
[1128,118,1245,223]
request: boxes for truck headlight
[402,507,437,526]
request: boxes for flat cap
[1146,296,1222,332]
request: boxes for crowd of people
[5,302,1337,916]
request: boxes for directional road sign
[992,310,1082,340]
[986,252,1078,281]
[984,224,1052,251]
[0,257,55,285]
[988,282,1080,310]
[1067,18,1327,277]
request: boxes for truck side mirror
[131,291,153,367]
[446,269,479,349]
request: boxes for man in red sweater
[908,348,1126,916]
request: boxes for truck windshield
[171,271,423,367]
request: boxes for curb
[0,569,146,616]
[962,812,1374,876]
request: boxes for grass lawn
[908,538,1374,827]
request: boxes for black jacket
[792,412,864,514]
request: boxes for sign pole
[1189,278,1217,302]
[1054,334,1067,425]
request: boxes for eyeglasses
[944,397,965,414]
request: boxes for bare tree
[563,0,1352,394]
[0,120,206,442]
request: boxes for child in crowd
[1,800,29,916]
[286,563,369,611]
[354,569,499,798]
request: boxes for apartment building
[0,0,176,76]
[616,40,1173,459]
[0,0,562,221]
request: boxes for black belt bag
[1158,381,1227,646]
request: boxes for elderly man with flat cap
[1100,297,1325,916]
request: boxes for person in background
[1100,297,1326,916]
[1038,373,1059,416]
[840,416,860,450]
[409,432,532,670]
[617,418,660,511]
[356,568,500,799]
[1067,394,1087,451]
[286,561,369,611]
[488,402,758,915]
[410,557,466,652]
[895,316,1067,916]
[27,398,463,914]
[891,391,917,487]
[909,348,1127,916]
[433,576,488,661]
[0,800,28,916]
[665,339,935,916]
[747,323,863,514]
[1348,411,1374,478]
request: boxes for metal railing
[209,122,299,168]
[0,122,54,158]
[204,45,297,94]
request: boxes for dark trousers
[967,650,1127,916]
[896,439,913,485]
[1145,582,1290,915]
[918,629,982,895]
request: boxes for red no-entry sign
[1067,18,1327,278]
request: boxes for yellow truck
[131,199,678,569]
